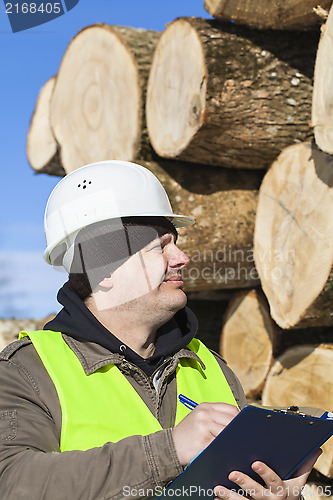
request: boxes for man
[0,161,319,499]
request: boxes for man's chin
[168,288,188,312]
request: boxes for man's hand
[214,448,322,500]
[172,402,239,466]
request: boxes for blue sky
[0,1,211,318]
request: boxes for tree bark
[138,160,263,291]
[262,344,333,478]
[147,18,319,169]
[220,290,276,398]
[254,142,333,329]
[312,4,333,154]
[51,24,159,174]
[204,0,332,30]
[26,77,64,176]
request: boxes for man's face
[100,232,190,313]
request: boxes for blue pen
[179,394,198,411]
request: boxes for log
[146,18,318,169]
[138,160,263,291]
[26,77,64,176]
[253,142,333,329]
[51,24,159,174]
[262,344,333,478]
[204,0,332,30]
[312,4,333,154]
[220,290,276,398]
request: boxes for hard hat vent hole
[77,180,92,189]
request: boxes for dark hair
[68,271,93,301]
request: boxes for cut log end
[147,19,207,158]
[313,127,333,155]
[220,290,276,398]
[27,76,59,172]
[312,4,333,155]
[51,24,141,174]
[254,142,333,329]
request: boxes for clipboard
[156,405,333,499]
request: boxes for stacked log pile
[26,0,333,486]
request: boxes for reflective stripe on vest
[20,330,237,451]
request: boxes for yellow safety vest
[20,330,238,451]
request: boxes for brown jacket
[0,334,246,500]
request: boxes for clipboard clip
[273,406,313,418]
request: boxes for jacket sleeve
[0,341,182,500]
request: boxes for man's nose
[169,245,190,269]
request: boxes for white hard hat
[44,160,195,269]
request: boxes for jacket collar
[62,334,205,376]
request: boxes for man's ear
[97,275,114,289]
